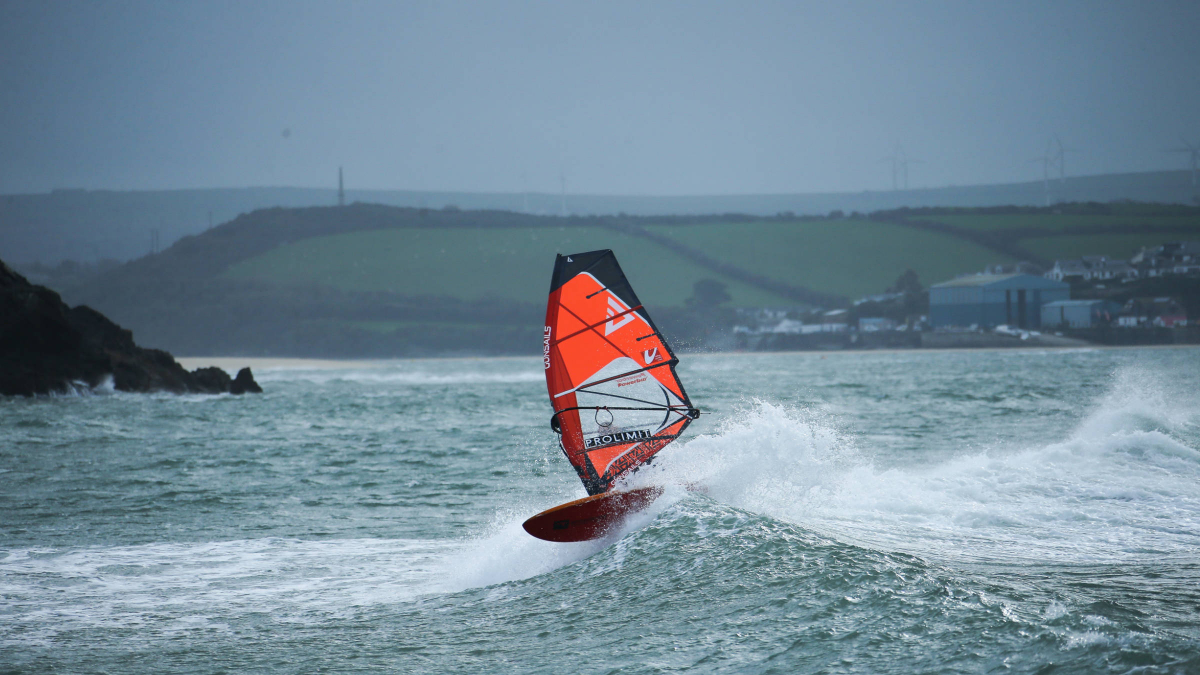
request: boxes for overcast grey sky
[1,0,1198,196]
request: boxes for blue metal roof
[1042,299,1108,308]
[931,273,1068,291]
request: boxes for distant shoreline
[700,342,1200,358]
[176,357,390,371]
[174,354,543,371]
[177,342,1200,371]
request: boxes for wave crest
[645,368,1200,562]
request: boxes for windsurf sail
[544,250,700,496]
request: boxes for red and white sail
[543,250,698,495]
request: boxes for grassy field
[924,211,1200,265]
[642,219,1014,298]
[68,202,1200,357]
[916,204,1200,233]
[1019,234,1185,262]
[216,205,1200,309]
[222,225,792,307]
[926,212,1200,233]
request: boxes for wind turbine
[559,172,568,216]
[1029,137,1074,206]
[1029,141,1055,206]
[882,144,922,190]
[1165,137,1200,188]
[1052,136,1079,187]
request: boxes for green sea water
[2,347,1199,673]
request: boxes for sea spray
[639,367,1200,563]
[631,399,860,514]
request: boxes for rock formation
[1,259,261,396]
[230,367,264,394]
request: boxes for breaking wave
[642,366,1200,562]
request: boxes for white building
[1045,257,1138,282]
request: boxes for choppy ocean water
[2,347,1199,674]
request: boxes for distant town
[732,239,1200,350]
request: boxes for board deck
[522,486,663,542]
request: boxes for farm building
[929,274,1069,330]
[1040,300,1122,329]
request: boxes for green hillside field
[1021,234,1185,262]
[219,208,1200,307]
[640,219,1015,300]
[59,202,1200,357]
[922,208,1200,265]
[222,225,790,307]
[925,210,1200,232]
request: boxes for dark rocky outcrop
[1,259,261,396]
[230,367,263,394]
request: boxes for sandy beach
[175,357,391,372]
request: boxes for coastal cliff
[0,259,260,396]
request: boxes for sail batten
[544,249,698,496]
[555,304,645,344]
[554,360,676,399]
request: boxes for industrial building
[1040,300,1122,329]
[929,274,1069,329]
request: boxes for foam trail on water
[438,517,607,592]
[439,486,685,592]
[2,518,690,637]
[0,538,458,646]
[646,368,1200,563]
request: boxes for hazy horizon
[2,0,1199,196]
[7,166,1195,199]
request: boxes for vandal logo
[604,296,635,335]
[584,428,651,449]
[543,326,552,369]
[642,347,659,365]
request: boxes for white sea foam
[0,538,455,646]
[0,498,689,643]
[42,374,116,397]
[644,367,1200,563]
[439,485,683,592]
[92,374,116,394]
[439,517,606,591]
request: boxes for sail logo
[543,326,552,369]
[642,347,659,365]
[604,296,635,335]
[584,428,651,449]
[617,374,647,387]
